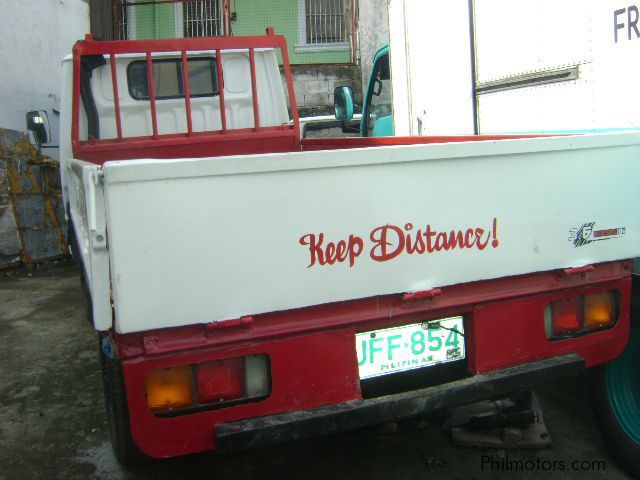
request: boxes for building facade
[95,0,362,114]
[0,0,90,159]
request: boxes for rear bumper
[119,262,631,458]
[216,353,584,453]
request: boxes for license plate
[355,316,465,379]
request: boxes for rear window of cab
[127,57,218,100]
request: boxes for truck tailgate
[100,133,640,333]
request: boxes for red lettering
[299,233,325,267]
[335,240,347,262]
[475,228,490,250]
[424,225,436,253]
[446,230,464,250]
[464,228,475,248]
[325,242,337,265]
[300,218,499,268]
[299,233,363,268]
[370,224,405,262]
[491,218,499,248]
[348,234,364,267]
[406,229,426,254]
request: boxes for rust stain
[0,135,69,269]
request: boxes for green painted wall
[129,0,351,64]
[232,0,351,64]
[133,1,177,40]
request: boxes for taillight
[197,357,245,404]
[549,297,581,336]
[584,292,616,329]
[545,290,618,339]
[145,354,271,414]
[146,365,194,412]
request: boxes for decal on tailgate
[299,218,500,268]
[569,222,626,248]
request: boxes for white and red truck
[60,28,640,467]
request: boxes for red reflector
[552,298,582,335]
[197,357,245,404]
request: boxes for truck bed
[69,132,640,333]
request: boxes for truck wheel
[591,321,640,478]
[99,335,148,465]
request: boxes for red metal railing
[72,29,300,164]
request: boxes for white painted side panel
[102,133,640,333]
[473,0,592,83]
[589,1,640,130]
[388,0,411,137]
[389,0,474,136]
[476,0,640,132]
[66,159,112,331]
[389,0,640,134]
[478,66,596,133]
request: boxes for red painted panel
[123,329,360,458]
[248,48,260,129]
[181,51,193,135]
[471,279,631,373]
[215,50,227,132]
[116,261,632,458]
[301,134,550,151]
[145,53,158,138]
[74,128,299,164]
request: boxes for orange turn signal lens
[584,291,616,329]
[146,365,194,412]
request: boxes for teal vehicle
[335,45,393,137]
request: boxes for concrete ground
[0,260,633,480]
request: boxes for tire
[591,320,640,478]
[99,335,149,465]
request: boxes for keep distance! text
[299,218,500,268]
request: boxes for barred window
[183,0,224,37]
[119,2,128,40]
[303,0,351,45]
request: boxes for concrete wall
[0,0,90,161]
[288,65,363,116]
[358,0,390,92]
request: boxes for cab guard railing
[71,29,300,164]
